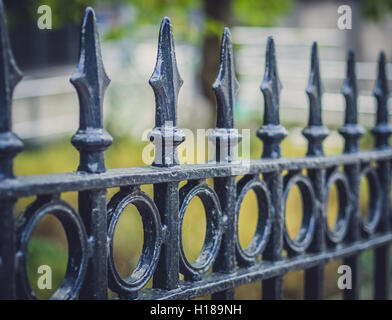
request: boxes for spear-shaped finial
[302,42,329,157]
[208,28,242,163]
[339,49,364,153]
[149,17,183,128]
[213,27,239,129]
[0,0,23,180]
[343,49,358,124]
[256,37,287,159]
[371,51,392,149]
[149,17,185,167]
[70,7,113,173]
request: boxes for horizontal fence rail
[0,3,391,300]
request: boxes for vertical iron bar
[0,0,23,300]
[153,182,180,290]
[305,168,326,300]
[343,254,360,299]
[374,244,390,299]
[257,37,287,299]
[211,177,236,299]
[149,17,184,290]
[262,171,284,299]
[0,200,17,299]
[78,190,108,299]
[339,50,363,300]
[71,8,113,299]
[209,28,241,300]
[371,51,392,300]
[374,158,390,299]
[303,43,328,299]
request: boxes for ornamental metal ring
[107,188,162,295]
[234,175,272,266]
[283,173,317,254]
[179,182,223,281]
[16,198,88,300]
[360,166,382,235]
[324,170,352,244]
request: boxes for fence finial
[257,36,287,159]
[371,51,392,149]
[339,49,364,153]
[149,17,185,167]
[302,42,329,156]
[149,17,183,128]
[70,7,113,174]
[0,0,23,180]
[213,27,239,129]
[209,27,241,163]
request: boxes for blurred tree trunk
[200,0,232,129]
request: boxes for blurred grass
[14,128,389,299]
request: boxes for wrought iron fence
[0,4,391,300]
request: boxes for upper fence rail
[0,3,391,300]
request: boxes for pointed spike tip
[81,7,96,34]
[305,40,325,128]
[264,37,277,71]
[348,48,354,59]
[150,15,183,127]
[221,27,232,49]
[263,37,277,82]
[85,6,95,17]
[218,27,232,59]
[262,36,277,83]
[266,36,274,53]
[379,51,386,62]
[310,42,319,68]
[223,27,231,37]
[70,3,110,128]
[83,7,98,34]
[162,16,171,23]
[160,16,172,31]
[346,49,355,78]
[375,50,388,94]
[260,35,284,127]
[212,26,239,128]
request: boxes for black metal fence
[0,4,391,300]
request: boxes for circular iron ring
[324,171,352,244]
[234,176,272,266]
[179,182,223,281]
[360,166,382,235]
[17,199,88,300]
[283,174,317,254]
[107,189,162,295]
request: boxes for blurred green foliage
[362,0,392,21]
[28,0,291,41]
[108,0,291,40]
[27,237,68,299]
[29,0,392,39]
